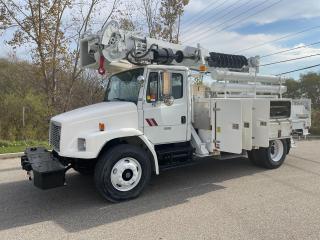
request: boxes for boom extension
[80,21,284,92]
[80,21,258,72]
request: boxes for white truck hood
[52,102,137,124]
[50,101,139,156]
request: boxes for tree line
[0,0,189,140]
[0,0,188,110]
[284,72,320,135]
[1,55,319,141]
[0,58,105,140]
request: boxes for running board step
[156,144,194,169]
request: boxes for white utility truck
[21,21,304,202]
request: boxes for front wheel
[94,144,151,202]
[248,139,288,169]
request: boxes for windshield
[105,68,144,103]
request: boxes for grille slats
[50,122,61,152]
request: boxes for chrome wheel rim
[110,157,142,192]
[270,140,284,162]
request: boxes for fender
[62,128,159,174]
[138,135,159,174]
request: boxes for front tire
[248,139,288,169]
[94,144,151,202]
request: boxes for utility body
[21,21,310,202]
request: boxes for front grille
[50,122,61,152]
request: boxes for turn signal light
[199,65,207,72]
[99,122,105,131]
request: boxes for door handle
[181,116,186,124]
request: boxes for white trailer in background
[21,21,310,202]
[291,99,312,137]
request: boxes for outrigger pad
[21,147,66,190]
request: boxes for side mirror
[137,75,145,86]
[162,71,171,95]
[161,71,174,106]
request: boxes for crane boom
[80,21,282,85]
[81,22,253,69]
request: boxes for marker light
[199,65,207,72]
[99,122,105,131]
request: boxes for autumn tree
[283,79,301,99]
[300,72,320,109]
[0,0,118,111]
[111,0,137,32]
[284,72,320,109]
[284,72,320,134]
[139,0,188,42]
[141,0,161,38]
[61,0,118,111]
[159,0,189,43]
[0,0,72,107]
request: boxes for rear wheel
[94,144,151,202]
[247,150,261,167]
[248,139,288,169]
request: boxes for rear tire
[247,150,261,167]
[248,139,288,169]
[94,144,151,202]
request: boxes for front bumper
[21,147,67,190]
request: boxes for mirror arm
[158,71,162,101]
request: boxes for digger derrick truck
[21,21,304,202]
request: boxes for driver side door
[142,69,188,145]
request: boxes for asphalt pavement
[0,140,320,240]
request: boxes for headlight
[78,138,86,151]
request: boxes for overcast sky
[1,0,320,79]
[181,0,320,79]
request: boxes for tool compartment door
[215,99,243,154]
[241,99,253,150]
[252,99,270,148]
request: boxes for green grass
[0,140,50,154]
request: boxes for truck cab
[49,65,191,165]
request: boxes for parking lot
[0,140,320,239]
